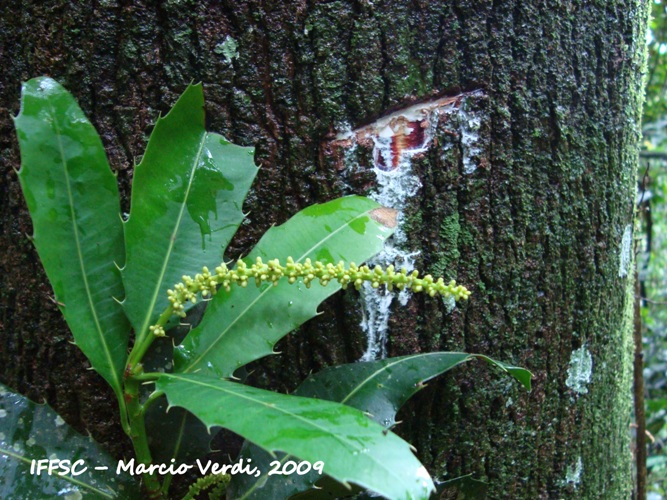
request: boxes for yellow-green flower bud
[151,256,471,336]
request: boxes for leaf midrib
[163,375,353,449]
[135,129,208,344]
[49,98,121,395]
[160,374,408,489]
[340,352,471,404]
[237,353,465,498]
[182,210,374,374]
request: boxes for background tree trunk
[0,1,648,497]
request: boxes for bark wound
[332,92,482,172]
[330,92,484,360]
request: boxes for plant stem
[127,377,174,496]
[126,306,174,374]
[124,375,164,498]
[117,390,132,437]
[121,305,177,498]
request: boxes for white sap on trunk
[359,165,421,360]
[335,92,482,360]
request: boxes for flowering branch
[148,257,471,337]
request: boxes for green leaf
[145,398,215,464]
[141,308,219,465]
[474,355,532,390]
[121,83,258,342]
[230,352,473,499]
[174,196,397,377]
[0,383,141,499]
[155,373,434,500]
[14,77,130,398]
[294,352,474,423]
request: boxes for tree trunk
[0,1,647,498]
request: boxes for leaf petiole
[126,305,175,376]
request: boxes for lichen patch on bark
[566,346,593,395]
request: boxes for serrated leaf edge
[181,208,382,374]
[130,130,208,344]
[340,352,473,405]
[43,97,124,398]
[158,374,422,495]
[236,352,473,499]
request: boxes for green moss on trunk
[0,0,648,497]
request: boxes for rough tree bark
[0,1,647,498]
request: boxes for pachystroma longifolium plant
[3,77,531,500]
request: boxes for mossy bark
[0,1,647,497]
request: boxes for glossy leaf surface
[230,352,473,499]
[156,373,434,500]
[0,384,140,499]
[295,352,473,423]
[174,196,397,377]
[142,324,218,465]
[122,83,258,342]
[145,397,215,464]
[14,77,129,397]
[140,306,217,464]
